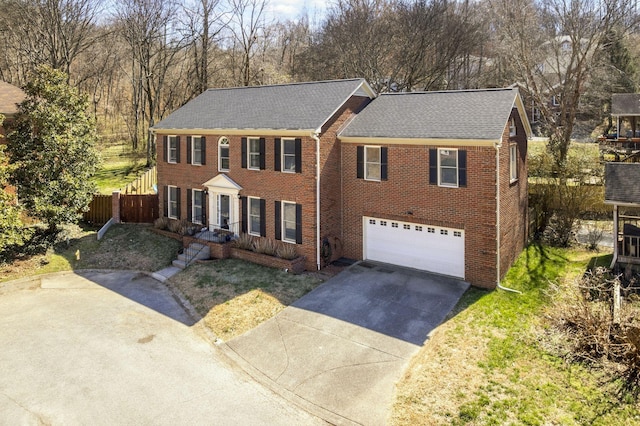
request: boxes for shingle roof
[339,87,520,140]
[612,94,640,116]
[153,79,372,131]
[0,81,25,116]
[605,163,640,205]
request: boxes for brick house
[152,80,531,289]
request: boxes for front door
[218,194,230,229]
[203,173,243,235]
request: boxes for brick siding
[340,110,528,289]
[156,95,371,272]
[156,96,528,288]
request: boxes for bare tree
[0,0,102,81]
[181,0,228,96]
[114,0,188,163]
[228,0,270,86]
[490,0,637,166]
[391,0,484,91]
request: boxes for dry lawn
[167,259,323,341]
[1,224,182,282]
[389,247,640,425]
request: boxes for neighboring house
[0,81,25,198]
[0,80,25,136]
[598,93,640,156]
[605,163,640,268]
[152,80,531,289]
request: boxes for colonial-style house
[152,79,531,289]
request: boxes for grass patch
[167,259,322,341]
[93,140,147,194]
[0,224,182,282]
[390,244,640,425]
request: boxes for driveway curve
[0,270,322,425]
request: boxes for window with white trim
[438,149,458,187]
[510,144,518,182]
[192,136,203,165]
[282,138,296,172]
[248,197,261,236]
[192,189,204,224]
[219,137,229,171]
[168,136,178,163]
[282,201,297,243]
[168,186,179,219]
[248,137,261,170]
[509,118,516,137]
[365,146,381,181]
[552,95,560,106]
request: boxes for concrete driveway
[0,271,322,425]
[223,261,470,425]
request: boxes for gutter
[313,131,321,271]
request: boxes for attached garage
[363,217,465,279]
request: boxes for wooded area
[1,0,639,165]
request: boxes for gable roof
[152,79,375,134]
[0,81,25,116]
[605,163,640,205]
[339,87,531,143]
[612,94,640,117]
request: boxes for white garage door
[363,217,465,278]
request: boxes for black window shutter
[241,138,247,168]
[381,147,388,181]
[201,191,207,225]
[259,199,266,237]
[176,187,181,219]
[274,138,281,171]
[356,146,364,179]
[163,186,168,217]
[187,136,192,164]
[176,136,181,163]
[274,201,281,240]
[201,136,206,165]
[295,138,302,173]
[187,188,192,222]
[259,137,266,170]
[295,204,303,244]
[163,136,168,162]
[241,196,247,233]
[458,150,467,187]
[429,149,437,185]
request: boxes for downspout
[313,132,321,270]
[495,138,522,294]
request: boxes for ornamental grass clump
[232,233,254,250]
[253,237,277,256]
[276,242,298,260]
[154,216,169,230]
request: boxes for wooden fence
[120,194,159,223]
[123,166,157,194]
[82,193,159,225]
[82,194,111,224]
